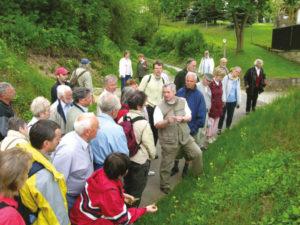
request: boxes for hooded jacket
[70,169,146,225]
[18,143,70,225]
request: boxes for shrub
[174,28,206,58]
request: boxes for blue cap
[80,58,91,65]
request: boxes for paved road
[139,66,282,206]
[95,64,282,207]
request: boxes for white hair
[57,85,72,99]
[163,83,176,92]
[104,75,117,85]
[30,96,51,117]
[98,92,121,113]
[74,112,96,135]
[254,59,263,66]
[186,72,197,81]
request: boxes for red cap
[55,67,69,75]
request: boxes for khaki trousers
[160,136,203,189]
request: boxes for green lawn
[159,22,300,78]
[137,89,300,225]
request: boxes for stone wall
[278,50,300,64]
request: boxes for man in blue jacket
[171,72,206,177]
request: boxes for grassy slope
[0,39,54,120]
[160,22,300,78]
[137,89,300,225]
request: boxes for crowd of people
[0,51,267,225]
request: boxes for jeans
[121,75,132,90]
[218,102,237,129]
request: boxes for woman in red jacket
[207,68,225,143]
[0,147,32,225]
[70,153,157,225]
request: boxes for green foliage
[0,39,53,120]
[144,26,209,63]
[174,29,205,57]
[138,89,300,225]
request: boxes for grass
[152,22,300,78]
[0,39,54,120]
[137,88,300,225]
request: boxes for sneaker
[208,138,214,144]
[148,170,155,176]
[217,129,222,135]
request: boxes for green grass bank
[0,39,53,120]
[137,89,300,225]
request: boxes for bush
[174,29,206,57]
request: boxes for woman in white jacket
[198,50,215,75]
[218,67,242,132]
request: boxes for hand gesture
[146,204,158,213]
[124,193,135,205]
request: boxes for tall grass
[137,88,300,225]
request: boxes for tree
[226,0,268,53]
[161,0,192,21]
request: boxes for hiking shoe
[170,165,179,176]
[182,164,189,178]
[160,187,171,194]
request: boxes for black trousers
[246,88,259,112]
[218,102,237,129]
[124,160,150,207]
[146,105,158,145]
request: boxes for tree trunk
[233,12,249,53]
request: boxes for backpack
[144,74,165,91]
[119,115,146,157]
[69,69,87,88]
[17,161,45,225]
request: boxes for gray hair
[121,87,135,104]
[8,117,26,131]
[57,85,72,99]
[72,87,91,103]
[74,113,96,135]
[104,75,117,85]
[30,96,51,117]
[98,92,121,114]
[0,82,13,96]
[163,83,176,92]
[254,59,263,66]
[185,72,197,81]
